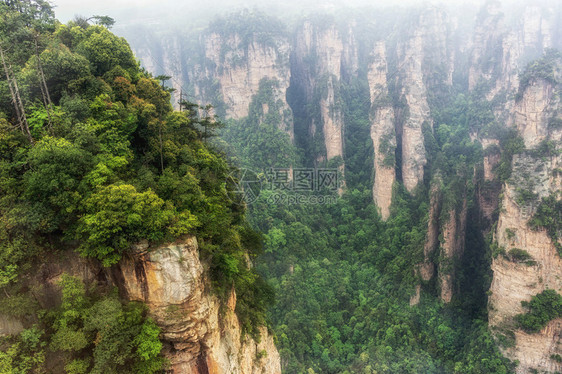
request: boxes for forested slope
[0,2,278,373]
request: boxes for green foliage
[507,248,536,266]
[516,49,561,101]
[515,187,538,207]
[75,26,138,76]
[215,41,511,371]
[495,130,525,182]
[76,184,178,266]
[0,3,272,348]
[0,326,46,374]
[47,274,165,374]
[24,136,93,232]
[220,78,297,170]
[208,10,287,57]
[515,289,562,332]
[342,76,373,188]
[529,194,562,256]
[379,131,396,168]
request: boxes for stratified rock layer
[117,237,281,374]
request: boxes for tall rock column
[397,29,430,193]
[395,8,452,193]
[368,41,396,220]
[292,20,360,167]
[438,196,468,303]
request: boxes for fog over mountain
[53,0,487,25]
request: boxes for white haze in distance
[51,0,552,37]
[52,0,489,25]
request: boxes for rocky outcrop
[511,319,562,373]
[117,237,281,374]
[439,197,468,303]
[468,2,517,96]
[321,75,344,161]
[396,8,452,193]
[411,181,441,306]
[469,3,560,106]
[420,182,441,283]
[397,34,429,192]
[510,79,557,148]
[192,32,293,136]
[490,182,562,373]
[478,139,502,227]
[369,41,396,220]
[469,13,562,368]
[410,177,468,305]
[123,8,562,366]
[0,238,280,373]
[488,70,562,372]
[292,21,350,163]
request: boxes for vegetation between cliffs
[0,1,273,371]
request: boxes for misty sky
[51,0,491,25]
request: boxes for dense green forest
[0,1,271,372]
[223,88,514,373]
[215,10,524,374]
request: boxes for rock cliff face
[466,2,562,370]
[291,21,354,163]
[510,80,556,148]
[439,198,468,303]
[469,2,559,103]
[116,237,281,374]
[411,177,468,305]
[0,240,281,373]
[190,32,293,136]
[488,73,562,373]
[395,8,452,193]
[368,41,396,220]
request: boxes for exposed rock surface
[411,182,441,306]
[396,30,430,193]
[488,74,562,372]
[439,198,468,303]
[0,315,23,336]
[510,79,556,148]
[396,8,452,193]
[368,41,396,220]
[292,21,349,162]
[0,240,281,373]
[124,6,562,369]
[192,32,293,136]
[490,183,562,373]
[469,3,559,107]
[117,237,281,374]
[420,182,441,283]
[469,14,562,369]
